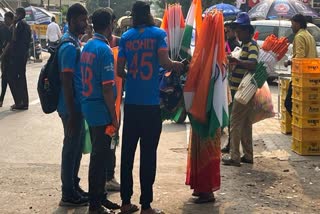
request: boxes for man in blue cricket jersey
[81,8,120,214]
[117,1,184,214]
[58,3,89,207]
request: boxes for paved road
[0,60,319,214]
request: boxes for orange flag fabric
[112,47,122,123]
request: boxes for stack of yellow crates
[280,77,292,134]
[291,58,320,155]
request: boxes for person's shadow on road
[181,199,219,214]
[0,109,24,121]
[53,206,88,214]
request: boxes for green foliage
[85,0,237,20]
[86,0,134,18]
[61,5,68,16]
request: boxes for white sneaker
[105,178,120,192]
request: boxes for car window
[279,27,294,43]
[307,26,320,46]
[253,25,278,40]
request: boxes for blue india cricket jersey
[80,33,116,126]
[118,26,168,105]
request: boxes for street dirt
[0,122,319,214]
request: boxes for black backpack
[37,38,79,114]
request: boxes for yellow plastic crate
[281,87,288,99]
[292,99,320,116]
[292,86,320,101]
[292,58,320,74]
[280,77,291,90]
[281,121,292,134]
[292,138,320,155]
[281,110,292,123]
[280,97,287,112]
[292,114,320,128]
[292,73,320,88]
[292,125,320,141]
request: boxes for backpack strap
[54,37,81,61]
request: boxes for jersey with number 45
[118,26,168,105]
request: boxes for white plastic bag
[252,82,275,124]
[234,72,258,105]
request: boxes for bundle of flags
[235,34,289,105]
[260,34,289,74]
[160,1,203,123]
[161,4,185,60]
[179,0,202,60]
[184,9,228,139]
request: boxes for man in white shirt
[46,16,61,47]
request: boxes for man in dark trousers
[57,3,89,207]
[117,2,184,213]
[0,11,14,107]
[81,8,121,214]
[6,8,31,110]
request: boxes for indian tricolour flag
[161,4,185,59]
[179,0,202,60]
[181,0,202,112]
[211,12,228,133]
[184,11,228,139]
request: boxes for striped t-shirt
[230,40,259,93]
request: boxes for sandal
[119,204,139,214]
[192,191,200,197]
[102,199,121,210]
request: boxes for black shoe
[192,191,200,197]
[222,156,241,167]
[194,193,216,204]
[101,199,121,210]
[89,206,115,214]
[76,186,89,197]
[59,195,89,207]
[240,156,253,164]
[221,146,230,153]
[10,104,28,111]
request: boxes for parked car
[251,20,320,82]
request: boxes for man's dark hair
[225,22,237,30]
[92,8,112,32]
[237,24,255,35]
[225,22,232,28]
[66,3,88,25]
[16,7,26,19]
[4,11,14,20]
[291,14,307,29]
[51,16,55,22]
[131,1,155,27]
[105,7,116,21]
